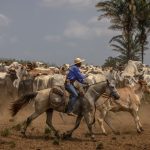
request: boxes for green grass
[44,127,51,134]
[0,128,11,137]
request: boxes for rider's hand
[85,74,89,78]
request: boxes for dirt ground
[0,97,150,150]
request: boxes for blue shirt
[66,65,86,84]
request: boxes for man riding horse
[65,57,88,116]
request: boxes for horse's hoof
[114,131,120,135]
[62,132,72,140]
[91,134,95,140]
[140,127,144,132]
[102,132,108,136]
[55,131,61,138]
[137,130,142,134]
[20,130,26,137]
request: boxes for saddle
[49,86,70,112]
[49,84,85,112]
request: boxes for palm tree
[135,0,150,63]
[110,34,141,64]
[96,0,137,61]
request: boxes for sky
[0,0,150,65]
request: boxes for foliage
[96,0,150,64]
[102,56,120,68]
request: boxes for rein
[87,81,106,87]
[85,81,111,125]
[96,93,112,108]
[88,93,112,126]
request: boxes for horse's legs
[83,113,95,139]
[136,110,144,131]
[98,109,117,135]
[104,111,119,134]
[138,120,144,131]
[59,112,66,124]
[97,109,107,135]
[46,109,60,137]
[63,115,83,139]
[130,109,142,133]
[21,111,42,135]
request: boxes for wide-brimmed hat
[74,57,85,64]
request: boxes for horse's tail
[10,92,38,117]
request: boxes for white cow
[33,74,66,91]
[122,60,142,77]
[96,79,150,135]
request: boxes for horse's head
[105,80,120,100]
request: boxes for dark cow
[18,78,34,97]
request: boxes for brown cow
[96,79,150,135]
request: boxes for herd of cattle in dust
[0,60,150,140]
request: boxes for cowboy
[65,57,88,116]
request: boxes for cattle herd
[1,60,150,97]
[0,60,150,149]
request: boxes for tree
[102,56,120,68]
[96,0,150,64]
[135,0,150,63]
[96,0,137,60]
[110,34,141,64]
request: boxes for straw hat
[74,57,85,64]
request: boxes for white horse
[10,80,120,139]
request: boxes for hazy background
[0,0,149,65]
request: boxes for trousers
[65,83,78,113]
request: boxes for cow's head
[8,69,18,81]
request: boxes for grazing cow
[96,78,150,135]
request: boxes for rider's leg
[65,83,78,113]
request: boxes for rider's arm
[72,66,86,84]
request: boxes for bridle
[95,93,112,108]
